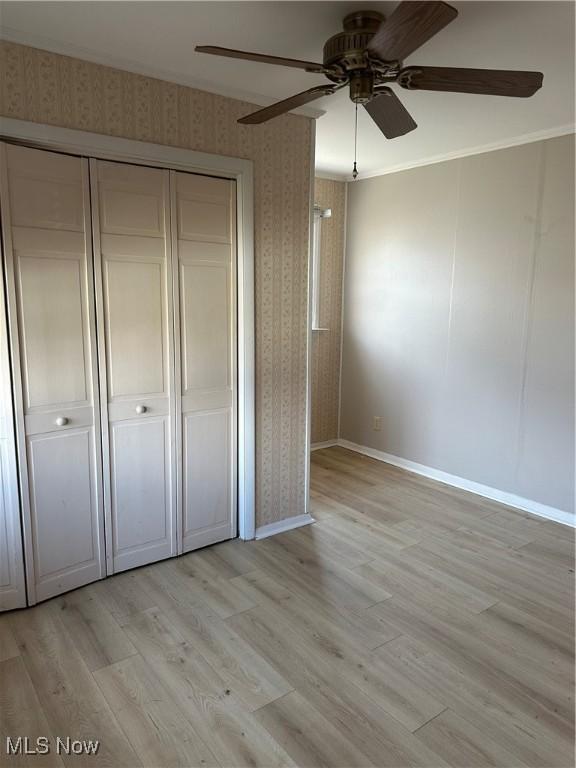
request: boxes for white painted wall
[340,134,575,517]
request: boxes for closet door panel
[104,258,165,396]
[0,143,105,604]
[0,253,26,611]
[7,149,84,230]
[176,175,232,243]
[172,171,237,553]
[183,410,231,547]
[92,160,176,573]
[27,429,98,598]
[17,251,88,407]
[110,418,170,569]
[181,263,230,392]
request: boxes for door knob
[135,405,147,415]
[55,416,68,427]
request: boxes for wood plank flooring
[1,446,574,767]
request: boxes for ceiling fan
[196,1,543,144]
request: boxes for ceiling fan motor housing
[323,10,384,74]
[323,11,399,103]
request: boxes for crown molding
[0,28,325,120]
[314,171,349,182]
[341,125,576,182]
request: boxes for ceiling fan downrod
[352,103,359,180]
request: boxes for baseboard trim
[337,439,575,528]
[255,514,315,540]
[311,440,339,451]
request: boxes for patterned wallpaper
[311,177,346,444]
[0,41,313,528]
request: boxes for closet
[0,142,237,608]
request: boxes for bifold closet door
[0,143,105,604]
[91,160,177,572]
[172,171,237,552]
[0,256,26,611]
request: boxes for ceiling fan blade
[195,46,326,73]
[364,88,417,139]
[398,66,544,97]
[366,1,457,62]
[238,86,338,124]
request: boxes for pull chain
[352,103,359,180]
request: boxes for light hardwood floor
[1,446,574,767]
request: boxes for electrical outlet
[372,416,381,431]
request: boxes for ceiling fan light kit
[196,1,544,178]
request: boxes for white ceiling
[1,1,574,179]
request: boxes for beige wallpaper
[311,177,346,444]
[0,41,313,527]
[342,134,575,517]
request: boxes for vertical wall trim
[236,161,256,540]
[304,119,317,517]
[442,158,462,384]
[337,180,349,439]
[514,141,547,485]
